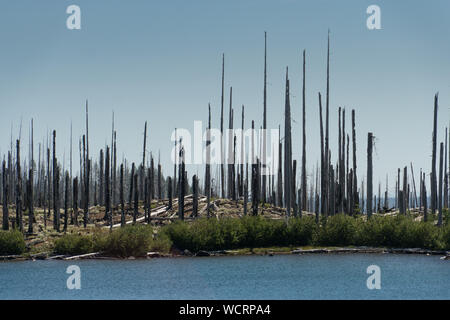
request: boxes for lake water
[0,254,448,300]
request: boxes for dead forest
[0,31,447,236]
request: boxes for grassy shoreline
[1,214,449,261]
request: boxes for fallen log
[64,252,101,260]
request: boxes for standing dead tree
[52,132,58,230]
[319,92,326,218]
[262,31,268,203]
[301,50,307,213]
[284,68,292,216]
[105,146,111,225]
[2,160,9,230]
[220,54,225,200]
[192,175,198,217]
[324,30,330,214]
[277,125,282,207]
[438,142,444,226]
[431,94,438,214]
[167,176,173,211]
[178,146,185,220]
[205,104,212,218]
[367,132,373,218]
[27,166,34,234]
[120,164,125,227]
[63,172,69,232]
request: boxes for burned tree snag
[63,172,69,232]
[73,177,79,227]
[301,49,307,215]
[120,164,125,227]
[133,173,138,224]
[104,147,111,222]
[431,94,438,214]
[167,176,173,211]
[367,132,373,218]
[2,160,8,230]
[192,175,198,217]
[438,142,444,226]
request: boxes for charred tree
[73,177,79,227]
[367,132,373,218]
[120,164,125,227]
[301,49,307,215]
[431,94,438,214]
[438,142,444,226]
[2,160,8,230]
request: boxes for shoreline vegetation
[1,213,449,261]
[2,32,450,265]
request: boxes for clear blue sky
[0,0,449,196]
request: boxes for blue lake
[0,254,448,300]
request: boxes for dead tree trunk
[178,147,185,220]
[2,160,9,230]
[105,146,111,224]
[167,176,173,211]
[423,173,428,221]
[277,126,282,207]
[431,94,438,214]
[120,164,125,227]
[352,110,358,214]
[133,173,138,224]
[99,149,104,206]
[438,142,444,226]
[158,156,162,200]
[301,50,307,213]
[227,87,234,199]
[192,175,198,217]
[262,31,267,204]
[55,165,60,232]
[284,68,292,216]
[73,177,79,226]
[410,163,418,208]
[27,169,34,234]
[220,54,225,199]
[402,166,407,214]
[52,131,57,230]
[206,104,212,217]
[367,132,373,218]
[319,93,326,217]
[445,127,448,209]
[329,164,335,216]
[63,172,69,232]
[244,162,248,216]
[128,163,135,209]
[324,30,330,213]
[292,160,298,217]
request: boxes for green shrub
[97,225,154,257]
[314,214,358,246]
[54,234,94,255]
[441,224,450,250]
[286,216,317,246]
[0,230,26,255]
[150,231,173,253]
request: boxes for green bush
[442,224,450,249]
[0,230,26,255]
[314,214,358,246]
[54,234,94,255]
[97,225,154,257]
[164,216,317,252]
[286,217,317,246]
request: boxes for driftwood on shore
[64,252,101,260]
